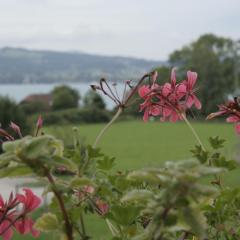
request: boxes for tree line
[156,33,239,115]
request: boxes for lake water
[0,83,125,109]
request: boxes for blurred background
[0,0,239,130]
[0,1,240,238]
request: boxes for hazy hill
[0,47,163,84]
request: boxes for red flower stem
[181,113,206,151]
[124,73,150,104]
[45,171,73,240]
[93,106,123,148]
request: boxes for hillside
[0,47,163,84]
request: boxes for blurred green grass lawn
[14,121,240,239]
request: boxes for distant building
[20,94,53,112]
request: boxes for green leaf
[127,169,160,183]
[191,145,209,164]
[0,165,32,177]
[70,177,95,188]
[109,205,141,226]
[209,136,225,149]
[121,190,154,203]
[97,156,115,170]
[34,213,60,232]
[182,206,206,238]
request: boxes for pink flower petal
[186,96,194,108]
[193,95,202,109]
[187,71,197,89]
[17,189,41,213]
[163,107,172,117]
[162,83,172,97]
[0,221,13,240]
[176,83,186,97]
[150,106,161,116]
[171,68,176,87]
[227,115,240,123]
[169,111,179,122]
[138,85,150,98]
[143,110,149,122]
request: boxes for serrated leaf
[0,165,32,177]
[97,156,115,170]
[127,170,160,183]
[70,177,95,188]
[121,190,154,203]
[34,213,59,232]
[109,205,141,226]
[209,136,225,149]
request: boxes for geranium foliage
[0,69,239,240]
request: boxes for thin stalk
[46,171,73,240]
[93,107,123,148]
[79,213,87,239]
[105,219,119,236]
[181,113,206,151]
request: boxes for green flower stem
[93,107,123,148]
[106,219,119,236]
[181,113,206,151]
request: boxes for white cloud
[0,0,239,59]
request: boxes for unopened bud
[9,122,22,137]
[36,115,43,129]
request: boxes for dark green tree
[0,95,28,132]
[154,66,171,84]
[51,85,80,111]
[168,34,238,115]
[83,90,106,110]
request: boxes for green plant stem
[79,213,88,240]
[105,219,119,236]
[181,113,206,151]
[93,107,123,148]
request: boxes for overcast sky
[0,0,239,60]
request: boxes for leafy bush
[20,100,51,115]
[51,85,80,110]
[42,108,111,125]
[83,90,106,110]
[0,69,240,240]
[0,95,28,132]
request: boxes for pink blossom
[95,199,109,216]
[36,115,43,129]
[15,218,40,237]
[0,221,13,240]
[138,84,161,121]
[9,122,22,138]
[138,69,201,122]
[0,189,41,240]
[17,189,41,213]
[83,185,95,194]
[184,71,201,109]
[207,98,240,135]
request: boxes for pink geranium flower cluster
[207,97,240,135]
[0,189,41,240]
[138,69,201,122]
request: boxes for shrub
[20,100,51,115]
[42,108,111,125]
[0,95,28,132]
[51,85,80,110]
[83,90,106,110]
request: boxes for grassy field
[14,120,240,239]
